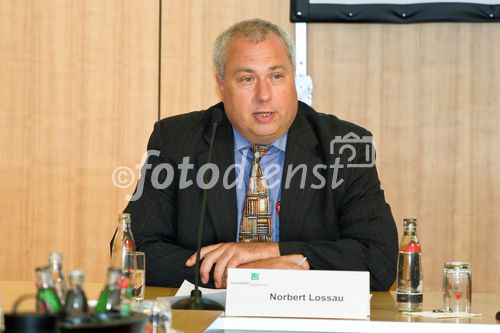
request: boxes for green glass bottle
[64,269,90,323]
[95,267,121,314]
[35,266,62,313]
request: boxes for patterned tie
[238,145,272,242]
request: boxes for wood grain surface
[0,0,158,282]
[0,0,498,293]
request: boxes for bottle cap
[48,252,62,264]
[444,262,471,270]
[107,267,122,274]
[35,266,50,273]
[118,213,132,223]
[35,266,52,285]
[403,218,417,228]
[68,269,84,278]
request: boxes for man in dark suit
[124,19,398,291]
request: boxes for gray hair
[213,18,295,79]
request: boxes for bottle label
[95,288,111,313]
[400,242,421,253]
[38,289,62,313]
[397,293,423,303]
[124,239,133,249]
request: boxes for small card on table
[225,268,370,319]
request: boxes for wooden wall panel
[309,23,500,293]
[161,0,294,116]
[0,0,158,282]
[161,1,500,292]
[1,0,498,293]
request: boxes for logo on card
[251,272,259,281]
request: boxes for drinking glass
[135,251,146,302]
[443,262,471,313]
[132,299,172,333]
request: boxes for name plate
[226,268,370,319]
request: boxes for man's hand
[238,254,310,269]
[221,254,309,288]
[185,242,280,288]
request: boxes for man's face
[216,33,298,145]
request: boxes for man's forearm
[279,237,397,291]
[138,240,195,287]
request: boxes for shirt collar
[232,128,288,153]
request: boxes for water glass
[443,262,471,313]
[132,300,172,333]
[135,251,146,301]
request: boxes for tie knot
[249,144,271,159]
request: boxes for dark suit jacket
[124,101,398,291]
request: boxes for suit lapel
[279,106,322,242]
[195,107,237,243]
